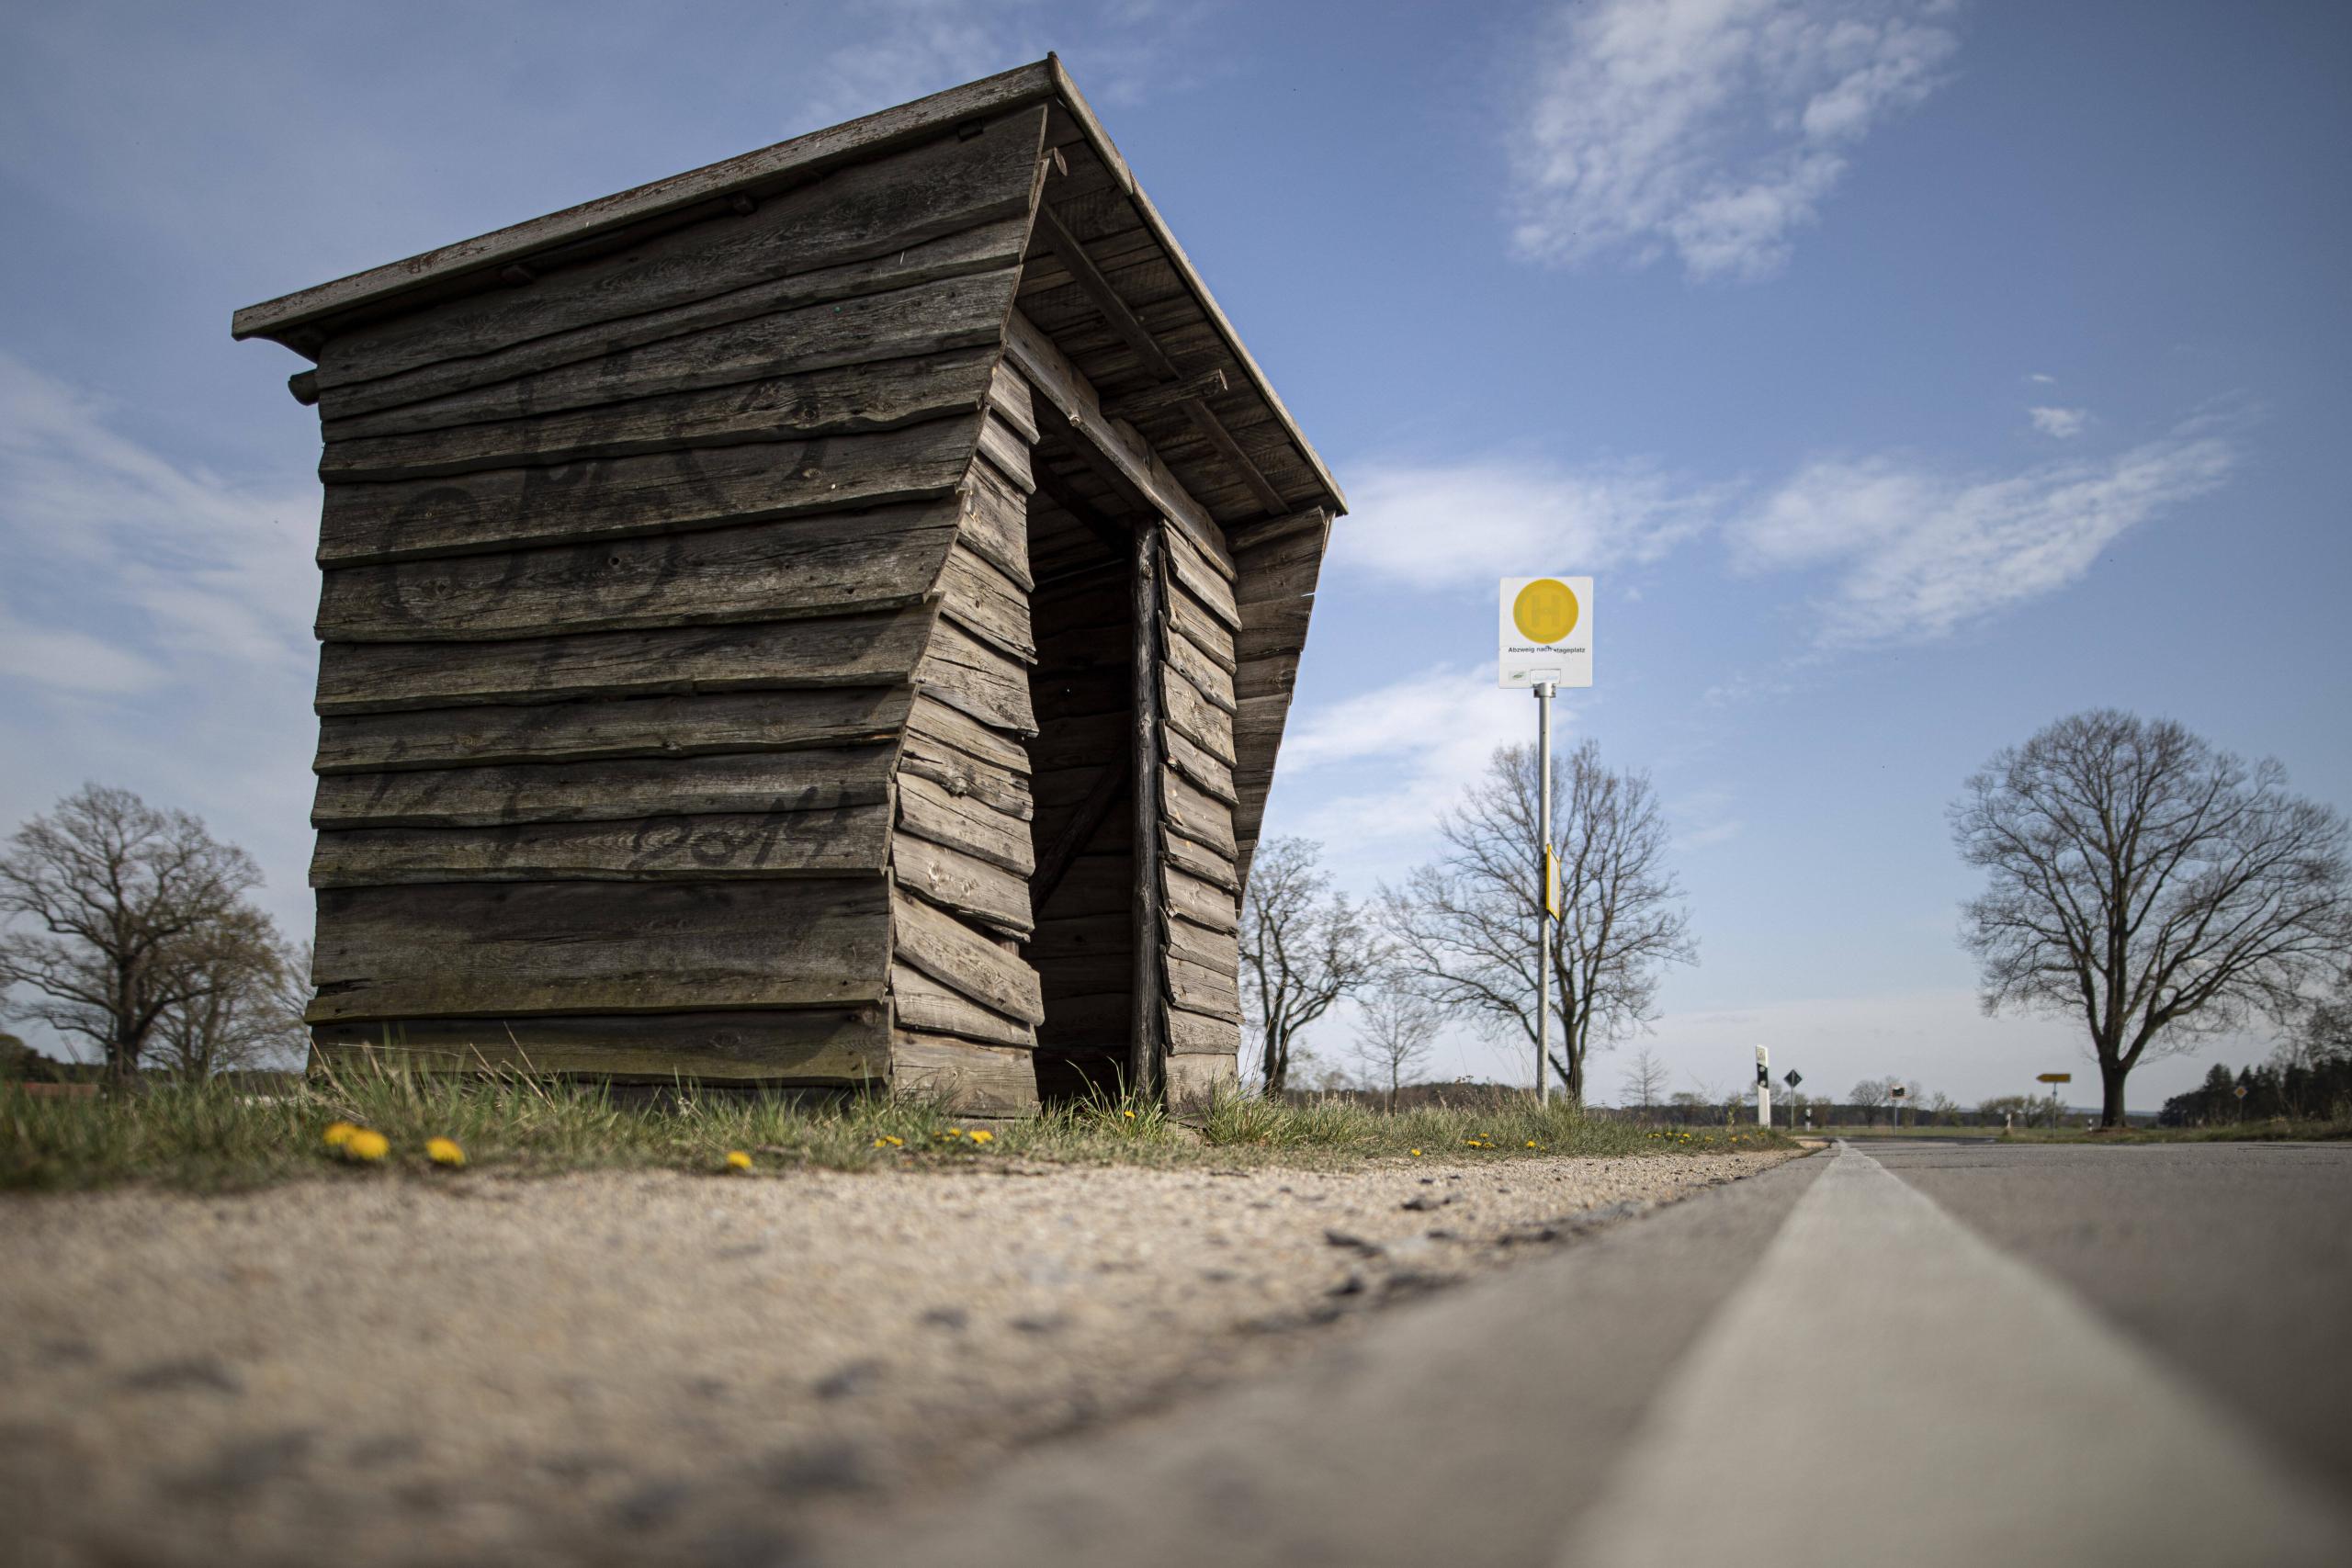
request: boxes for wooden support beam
[1033,203,1178,380]
[1225,505,1329,555]
[1179,398,1288,514]
[1102,369,1226,423]
[1030,751,1131,911]
[1005,310,1234,581]
[288,369,321,406]
[1031,455,1131,560]
[1130,518,1167,1101]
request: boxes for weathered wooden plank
[1037,992,1133,1041]
[1234,656,1301,705]
[1162,724,1237,807]
[1162,1050,1237,1115]
[315,687,910,774]
[912,615,1037,735]
[1160,825,1238,892]
[889,963,1037,1048]
[1234,524,1327,604]
[1031,201,1180,379]
[319,416,980,567]
[890,887,1046,1026]
[1159,618,1237,713]
[1165,1010,1241,1059]
[1166,913,1239,976]
[1102,368,1226,423]
[975,414,1035,494]
[316,605,934,715]
[1162,525,1240,629]
[896,721,1032,818]
[321,261,1021,431]
[933,541,1036,663]
[312,128,1041,393]
[1165,582,1237,672]
[890,1032,1039,1117]
[958,453,1035,591]
[905,691,1028,774]
[310,878,889,1021]
[1035,849,1134,921]
[310,1009,890,1082]
[897,772,1034,875]
[311,747,894,828]
[239,86,1052,348]
[1001,310,1235,581]
[1164,863,1238,934]
[1030,754,1129,910]
[319,346,1001,482]
[986,358,1038,442]
[1131,520,1166,1100]
[1161,766,1238,857]
[312,804,891,886]
[1160,665,1237,765]
[1165,953,1241,1021]
[1225,505,1328,556]
[316,502,961,643]
[891,833,1032,939]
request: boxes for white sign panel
[1498,577,1592,689]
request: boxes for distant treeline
[2161,1059,2352,1126]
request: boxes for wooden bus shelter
[232,58,1345,1115]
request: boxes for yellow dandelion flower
[968,1130,994,1145]
[345,1129,390,1162]
[322,1121,358,1148]
[725,1149,753,1170]
[884,1134,903,1147]
[873,1137,889,1148]
[1525,1140,1539,1148]
[1123,1109,1136,1120]
[1408,1148,1422,1157]
[424,1136,465,1168]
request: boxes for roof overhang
[232,55,1342,516]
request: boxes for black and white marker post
[1755,1044,1771,1128]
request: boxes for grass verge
[3,1066,1791,1194]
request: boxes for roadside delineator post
[1755,1044,1771,1128]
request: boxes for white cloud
[1332,455,1720,587]
[0,354,317,687]
[1510,0,1961,280]
[1729,430,2234,649]
[1275,664,1545,866]
[0,353,322,974]
[2026,372,2059,386]
[2028,405,2088,438]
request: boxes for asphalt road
[813,1141,2352,1568]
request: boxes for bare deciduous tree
[1379,740,1695,1104]
[1849,1077,1892,1126]
[1951,710,2351,1125]
[1617,1046,1668,1116]
[1238,837,1381,1095]
[148,922,308,1080]
[0,784,265,1090]
[1350,983,1439,1109]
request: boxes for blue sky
[3,0,2346,1109]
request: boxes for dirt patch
[2,1151,1789,1566]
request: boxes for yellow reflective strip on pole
[1544,844,1560,919]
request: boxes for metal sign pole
[1534,680,1555,1102]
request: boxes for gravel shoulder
[3,1151,1790,1567]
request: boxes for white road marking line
[1557,1144,2352,1568]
